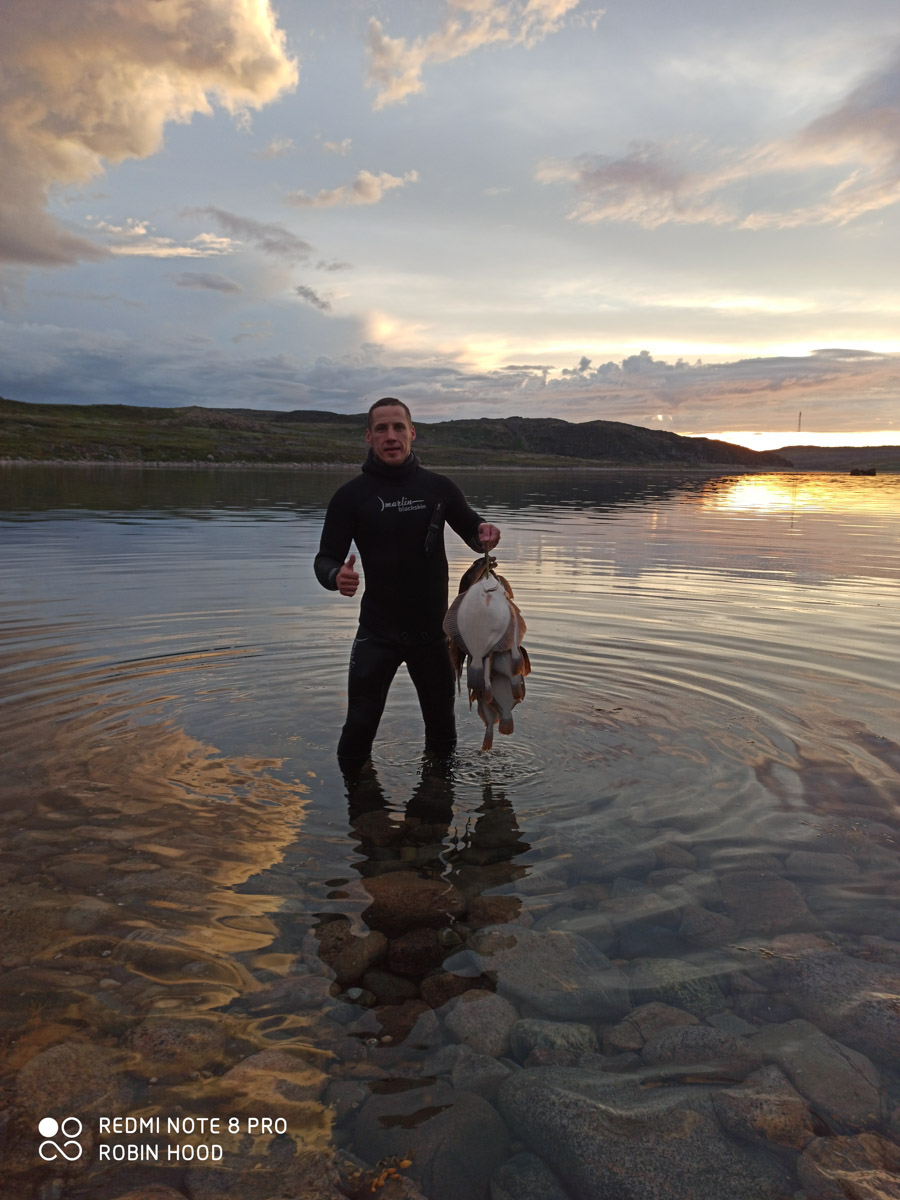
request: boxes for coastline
[0,458,776,474]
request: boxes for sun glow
[699,474,898,515]
[698,430,900,452]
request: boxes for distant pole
[798,411,802,435]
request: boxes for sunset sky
[2,0,899,449]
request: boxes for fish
[443,558,531,751]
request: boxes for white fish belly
[455,579,511,660]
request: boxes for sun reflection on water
[698,473,898,514]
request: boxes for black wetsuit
[314,450,484,768]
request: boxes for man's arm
[314,488,358,593]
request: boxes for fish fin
[511,676,525,701]
[499,716,514,735]
[496,573,513,598]
[481,655,494,702]
[467,661,485,694]
[491,611,516,654]
[491,650,512,678]
[518,646,532,677]
[476,697,495,750]
[442,594,467,645]
[510,602,527,640]
[480,714,496,751]
[458,559,487,593]
[447,641,465,691]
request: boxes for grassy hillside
[0,397,793,468]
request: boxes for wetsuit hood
[361,448,420,481]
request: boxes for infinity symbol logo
[38,1116,84,1161]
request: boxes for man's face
[366,404,416,465]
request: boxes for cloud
[537,144,735,228]
[315,259,353,272]
[252,137,295,160]
[322,138,352,156]
[173,272,242,294]
[183,207,313,261]
[3,316,898,435]
[285,169,419,208]
[366,0,586,109]
[541,43,900,231]
[88,218,236,258]
[562,355,592,375]
[0,0,297,268]
[295,285,332,312]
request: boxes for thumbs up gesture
[336,553,359,597]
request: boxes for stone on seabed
[509,1017,599,1062]
[797,1132,900,1200]
[776,950,900,1066]
[490,1151,572,1200]
[354,1079,508,1200]
[453,925,630,1021]
[750,1018,886,1131]
[17,1040,135,1118]
[444,989,519,1057]
[626,957,725,1018]
[711,1064,816,1151]
[498,1066,792,1200]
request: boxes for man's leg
[406,639,457,758]
[337,628,402,772]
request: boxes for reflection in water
[323,758,530,1036]
[697,472,900,515]
[1,467,899,1199]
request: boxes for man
[314,397,500,772]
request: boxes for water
[1,465,899,1199]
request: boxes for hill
[0,397,792,469]
[774,444,900,472]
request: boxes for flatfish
[443,558,531,750]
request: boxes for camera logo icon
[38,1116,84,1162]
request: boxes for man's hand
[478,523,501,550]
[336,553,360,597]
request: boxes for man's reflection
[311,755,530,1045]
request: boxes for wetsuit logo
[377,496,427,513]
[38,1116,84,1161]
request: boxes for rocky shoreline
[2,754,899,1200]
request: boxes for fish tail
[499,716,514,736]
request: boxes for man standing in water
[315,398,500,773]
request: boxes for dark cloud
[562,355,592,375]
[295,285,332,312]
[2,317,898,437]
[173,272,242,294]
[315,259,353,272]
[183,207,313,262]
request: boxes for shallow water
[1,466,899,1199]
